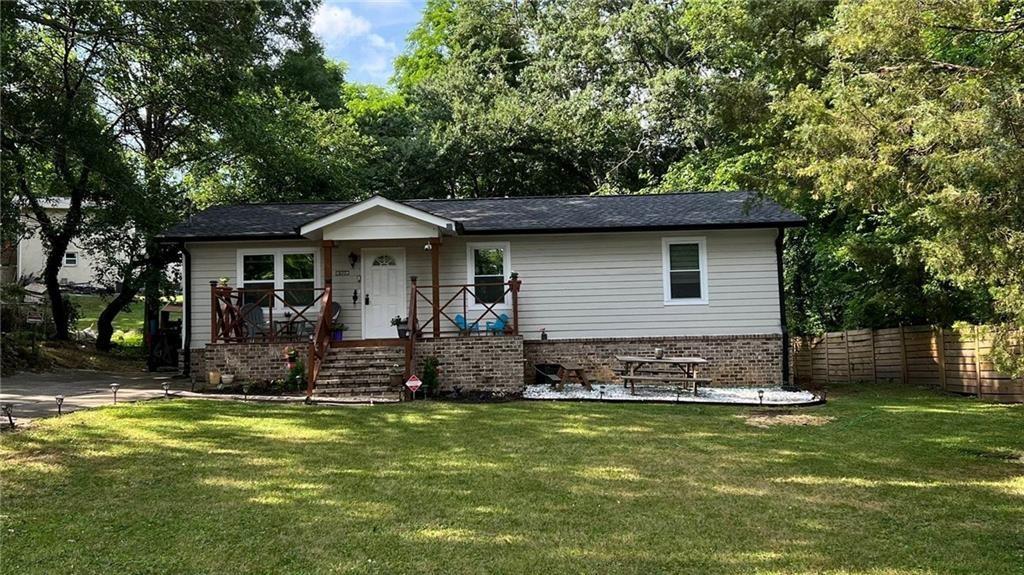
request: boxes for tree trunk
[96,282,140,351]
[44,256,70,340]
[42,234,73,340]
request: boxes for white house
[158,192,805,396]
[1,198,101,288]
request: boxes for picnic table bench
[615,355,710,395]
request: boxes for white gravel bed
[522,383,818,405]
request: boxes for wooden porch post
[509,272,521,336]
[430,238,441,338]
[209,280,218,343]
[322,240,333,288]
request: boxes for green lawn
[2,385,1021,574]
[71,294,145,332]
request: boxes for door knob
[365,294,370,305]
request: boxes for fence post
[899,325,909,385]
[844,330,852,383]
[973,325,983,399]
[870,328,877,384]
[936,326,947,392]
[824,332,831,385]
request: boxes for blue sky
[312,0,427,85]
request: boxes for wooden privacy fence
[791,325,1023,403]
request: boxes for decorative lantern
[56,395,65,416]
[110,383,121,403]
[161,382,171,398]
[757,389,765,406]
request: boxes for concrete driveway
[0,369,189,425]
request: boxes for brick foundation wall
[190,343,297,389]
[413,336,525,393]
[524,334,783,387]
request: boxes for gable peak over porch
[299,195,459,242]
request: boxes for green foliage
[421,356,440,397]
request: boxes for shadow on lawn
[2,384,1022,574]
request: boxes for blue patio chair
[240,304,269,340]
[486,313,509,335]
[454,314,481,335]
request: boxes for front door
[362,248,407,339]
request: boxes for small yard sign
[405,375,422,393]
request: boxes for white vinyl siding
[184,229,781,348]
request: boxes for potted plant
[391,315,410,339]
[283,346,299,369]
[388,363,404,387]
[217,277,229,287]
[330,322,348,342]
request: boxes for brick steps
[315,345,405,398]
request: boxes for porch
[207,238,523,394]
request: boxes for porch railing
[403,273,522,378]
[306,285,332,396]
[209,283,328,344]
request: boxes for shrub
[421,356,440,397]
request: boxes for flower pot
[221,374,235,385]
[207,370,221,386]
[331,330,344,342]
[395,323,409,339]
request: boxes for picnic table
[615,355,710,395]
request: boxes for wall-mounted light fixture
[348,252,359,269]
[423,242,432,252]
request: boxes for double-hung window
[662,237,708,304]
[238,249,318,308]
[467,242,511,306]
[64,252,78,266]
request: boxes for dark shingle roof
[158,191,804,241]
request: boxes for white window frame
[235,247,322,309]
[64,251,78,267]
[466,241,512,308]
[662,237,709,305]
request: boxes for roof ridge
[405,190,758,203]
[203,190,759,210]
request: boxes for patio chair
[240,304,270,340]
[486,313,509,335]
[454,314,481,335]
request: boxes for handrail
[209,284,327,343]
[410,274,522,339]
[306,284,333,396]
[404,277,418,384]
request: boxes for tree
[4,0,333,350]
[780,0,1024,372]
[1,1,129,339]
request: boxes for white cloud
[312,5,372,45]
[312,1,413,84]
[367,33,396,51]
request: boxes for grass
[1,384,1021,574]
[71,294,145,332]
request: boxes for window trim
[64,252,78,267]
[466,241,512,308]
[662,237,709,305]
[235,247,322,308]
